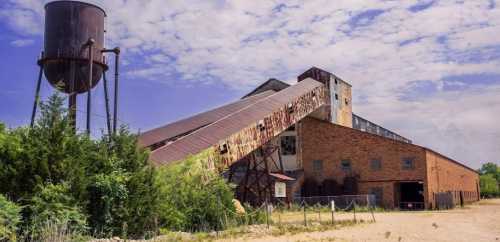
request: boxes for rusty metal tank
[43,1,107,94]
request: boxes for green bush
[24,183,87,241]
[0,194,22,241]
[156,151,236,232]
[0,94,159,239]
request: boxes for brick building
[139,67,480,209]
[300,117,480,209]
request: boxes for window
[371,159,382,171]
[345,98,349,106]
[370,187,383,207]
[402,157,415,170]
[335,93,339,100]
[280,136,296,155]
[341,160,351,171]
[313,160,323,173]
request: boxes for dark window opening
[219,143,228,154]
[371,159,382,171]
[341,160,351,171]
[335,94,339,100]
[402,157,415,170]
[257,120,266,131]
[313,160,323,173]
[287,103,294,114]
[345,98,349,105]
[281,136,296,155]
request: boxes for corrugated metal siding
[352,113,412,143]
[150,78,328,167]
[138,90,276,148]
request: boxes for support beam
[30,64,44,128]
[102,70,112,136]
[85,38,95,135]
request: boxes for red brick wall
[299,117,427,208]
[298,117,480,209]
[425,150,480,208]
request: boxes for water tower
[30,0,120,135]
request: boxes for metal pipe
[102,47,120,134]
[30,55,44,128]
[113,48,120,134]
[68,93,77,129]
[85,38,95,135]
[102,70,112,137]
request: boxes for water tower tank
[43,1,107,94]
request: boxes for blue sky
[0,0,499,169]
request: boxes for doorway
[397,181,424,210]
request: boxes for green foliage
[156,151,236,232]
[25,183,87,240]
[0,94,159,239]
[86,127,158,238]
[0,194,22,241]
[480,174,499,197]
[479,162,500,197]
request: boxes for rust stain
[215,84,328,167]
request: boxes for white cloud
[2,0,500,167]
[10,38,34,47]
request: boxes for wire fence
[215,194,377,232]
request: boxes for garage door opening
[397,181,424,210]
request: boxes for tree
[478,162,500,198]
[479,174,499,197]
[479,162,500,181]
[0,94,159,239]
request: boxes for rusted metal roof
[149,78,328,166]
[138,90,276,148]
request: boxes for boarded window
[371,159,382,171]
[313,160,323,173]
[370,187,383,206]
[402,157,415,170]
[341,160,351,171]
[280,136,296,155]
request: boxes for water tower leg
[102,71,112,136]
[30,65,44,128]
[86,39,94,135]
[68,94,77,129]
[113,49,120,134]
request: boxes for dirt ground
[228,199,500,242]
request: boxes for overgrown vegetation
[156,151,236,232]
[478,162,500,198]
[0,194,22,241]
[0,94,239,240]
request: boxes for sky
[0,0,499,169]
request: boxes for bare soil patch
[223,199,500,242]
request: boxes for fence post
[331,200,335,225]
[318,206,321,223]
[353,200,357,223]
[370,203,376,222]
[265,200,270,229]
[303,202,307,227]
[278,205,282,226]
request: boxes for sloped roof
[138,90,276,148]
[242,78,291,98]
[147,78,326,165]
